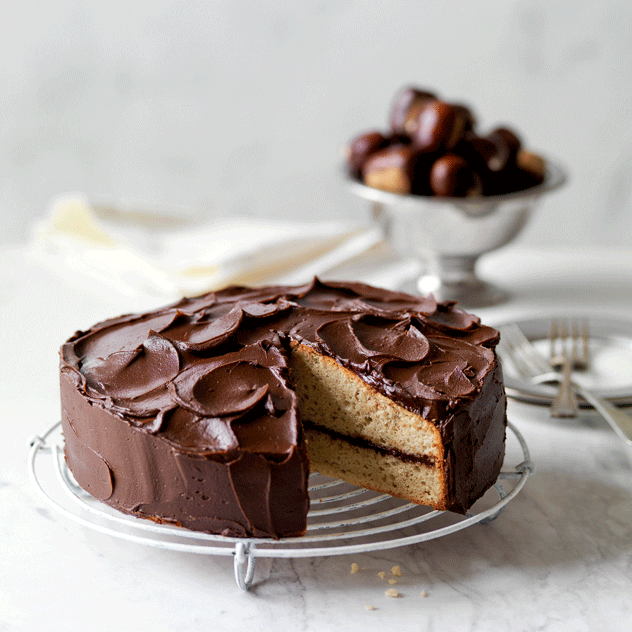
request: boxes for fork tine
[567,318,590,370]
[506,324,550,375]
[496,337,523,378]
[507,341,539,380]
[551,320,569,369]
[579,319,590,369]
[497,329,528,378]
[499,323,550,378]
[560,321,568,359]
[549,320,559,367]
[497,328,528,378]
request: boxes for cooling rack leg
[516,460,536,476]
[234,542,256,591]
[479,482,508,525]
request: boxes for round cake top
[61,278,500,459]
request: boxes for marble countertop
[2,243,632,632]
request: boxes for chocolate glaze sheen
[60,278,506,538]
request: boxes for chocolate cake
[60,278,507,539]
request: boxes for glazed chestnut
[346,131,389,178]
[517,149,546,181]
[412,100,468,154]
[452,103,476,133]
[455,134,496,173]
[390,87,437,136]
[486,127,521,172]
[458,128,520,175]
[362,145,419,194]
[430,153,482,197]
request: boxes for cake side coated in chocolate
[60,278,507,538]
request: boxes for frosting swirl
[61,278,499,456]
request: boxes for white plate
[496,314,632,407]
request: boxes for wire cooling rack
[28,420,532,591]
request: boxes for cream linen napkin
[30,195,383,299]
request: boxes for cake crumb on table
[388,578,398,585]
[377,571,386,579]
[385,589,400,598]
[391,565,402,577]
[351,563,360,574]
[420,591,428,598]
[365,605,376,611]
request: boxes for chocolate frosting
[60,278,505,538]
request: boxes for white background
[2,0,631,248]
[3,5,632,628]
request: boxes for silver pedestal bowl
[345,159,566,308]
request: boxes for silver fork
[498,322,632,447]
[548,320,579,418]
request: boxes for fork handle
[572,384,632,447]
[550,357,579,418]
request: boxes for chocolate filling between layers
[302,420,438,467]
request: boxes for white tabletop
[2,244,632,632]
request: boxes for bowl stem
[406,254,510,308]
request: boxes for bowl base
[401,274,510,309]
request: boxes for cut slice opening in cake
[289,342,450,509]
